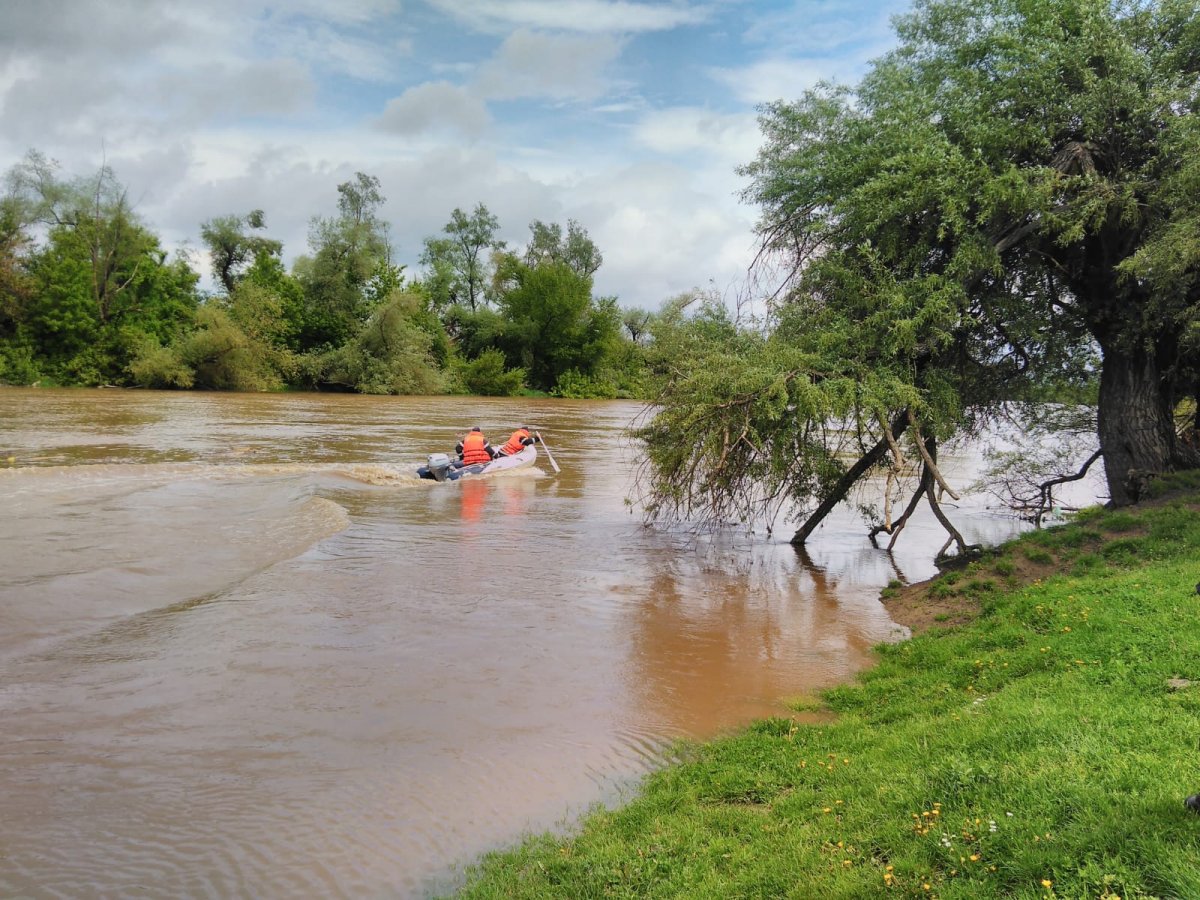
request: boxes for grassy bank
[456,475,1200,898]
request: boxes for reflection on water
[0,388,1077,897]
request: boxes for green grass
[454,487,1200,899]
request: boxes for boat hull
[416,444,537,481]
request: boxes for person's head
[470,426,482,432]
[519,424,531,432]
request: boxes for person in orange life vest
[454,426,496,467]
[496,425,535,456]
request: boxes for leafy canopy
[639,0,1200,547]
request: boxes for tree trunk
[1097,343,1177,505]
[791,409,910,545]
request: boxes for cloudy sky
[0,0,911,309]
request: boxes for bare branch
[909,417,961,500]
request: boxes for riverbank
[456,474,1200,898]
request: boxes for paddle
[534,431,561,473]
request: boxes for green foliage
[0,194,35,346]
[295,172,392,351]
[0,342,41,385]
[4,153,643,399]
[638,290,921,525]
[199,209,283,294]
[640,0,1200,535]
[523,219,603,277]
[315,292,445,395]
[420,203,504,312]
[552,368,618,399]
[453,348,525,397]
[127,338,195,389]
[621,307,655,345]
[495,258,622,393]
[3,152,199,384]
[131,304,293,392]
[240,251,305,350]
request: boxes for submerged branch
[791,408,911,546]
[910,418,961,501]
[921,435,980,565]
[1035,448,1102,526]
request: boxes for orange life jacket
[460,431,491,464]
[500,428,532,456]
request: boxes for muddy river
[0,388,1046,897]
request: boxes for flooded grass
[455,478,1200,898]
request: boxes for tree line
[0,155,662,398]
[9,0,1197,537]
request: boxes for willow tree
[638,0,1200,554]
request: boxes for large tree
[522,218,603,278]
[294,172,392,350]
[199,209,283,295]
[420,203,505,312]
[638,0,1200,554]
[6,152,198,383]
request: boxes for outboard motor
[425,452,453,482]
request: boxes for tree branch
[909,417,961,500]
[1035,448,1102,525]
[791,408,911,546]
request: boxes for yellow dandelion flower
[1041,879,1052,888]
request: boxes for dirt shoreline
[881,578,982,634]
[881,490,1200,635]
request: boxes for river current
[1,388,1042,897]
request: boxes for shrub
[553,367,618,399]
[0,343,42,386]
[457,349,525,396]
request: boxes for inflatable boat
[416,443,538,481]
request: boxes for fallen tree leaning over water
[636,0,1200,553]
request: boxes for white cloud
[474,30,623,101]
[632,107,760,164]
[153,60,316,121]
[424,0,712,35]
[709,58,839,105]
[563,160,758,307]
[375,83,493,138]
[0,0,905,312]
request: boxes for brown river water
[0,388,1049,897]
